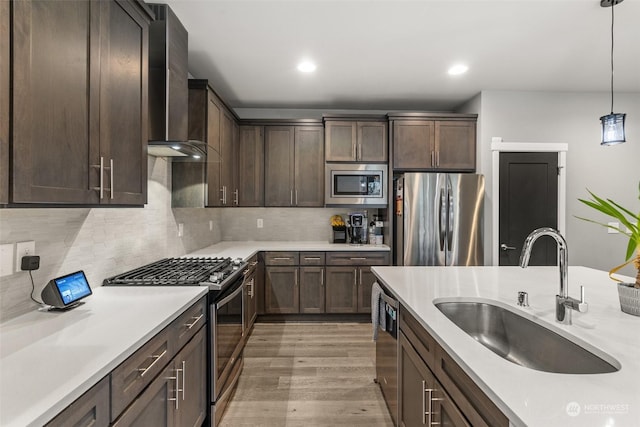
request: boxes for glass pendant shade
[600,113,626,145]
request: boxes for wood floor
[219,322,394,427]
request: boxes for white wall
[472,90,639,277]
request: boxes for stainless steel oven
[103,256,248,427]
[209,269,250,426]
[325,163,388,207]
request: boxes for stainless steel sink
[434,300,620,374]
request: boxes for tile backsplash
[0,157,222,321]
[0,155,379,321]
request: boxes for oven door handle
[216,284,244,308]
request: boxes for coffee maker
[347,212,368,245]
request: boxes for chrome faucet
[519,227,588,324]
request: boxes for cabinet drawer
[299,252,325,265]
[326,251,390,266]
[46,376,110,427]
[174,296,207,352]
[399,306,437,370]
[435,346,508,427]
[264,251,299,266]
[111,325,174,421]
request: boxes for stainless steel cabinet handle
[295,189,298,206]
[181,360,186,401]
[430,389,444,426]
[185,313,204,330]
[234,189,239,205]
[358,142,362,160]
[220,187,225,203]
[500,243,516,251]
[350,257,367,260]
[304,257,321,260]
[321,268,324,285]
[436,151,440,167]
[100,157,104,199]
[110,158,114,199]
[273,257,292,260]
[167,373,179,409]
[353,269,357,286]
[139,349,167,377]
[422,380,427,425]
[359,269,363,285]
[431,151,435,168]
[352,141,356,159]
[290,189,293,206]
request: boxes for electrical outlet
[0,243,14,277]
[178,223,184,237]
[209,220,214,231]
[607,222,619,234]
[257,219,263,229]
[15,241,35,271]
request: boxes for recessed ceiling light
[448,64,469,76]
[297,61,317,73]
[171,145,181,150]
[192,154,201,159]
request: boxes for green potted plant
[577,182,640,316]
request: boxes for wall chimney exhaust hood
[147,4,206,160]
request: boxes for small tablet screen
[54,271,92,306]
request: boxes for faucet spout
[519,227,568,298]
[519,227,586,324]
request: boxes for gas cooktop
[103,257,244,289]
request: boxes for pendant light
[600,0,626,146]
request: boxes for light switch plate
[15,241,35,271]
[257,219,264,228]
[178,223,184,237]
[0,243,14,277]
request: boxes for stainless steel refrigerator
[395,173,485,266]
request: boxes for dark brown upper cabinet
[390,113,477,172]
[174,80,239,207]
[324,117,388,162]
[237,126,265,206]
[10,0,151,205]
[264,125,324,207]
[0,0,8,204]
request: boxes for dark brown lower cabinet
[398,306,509,427]
[299,266,325,313]
[265,266,299,314]
[45,377,110,427]
[113,327,206,427]
[112,363,175,427]
[357,267,376,313]
[399,331,469,427]
[325,266,358,313]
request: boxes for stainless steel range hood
[147,4,204,160]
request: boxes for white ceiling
[162,0,640,111]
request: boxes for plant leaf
[574,216,631,237]
[625,238,637,261]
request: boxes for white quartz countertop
[371,265,640,427]
[0,286,208,427]
[187,240,390,260]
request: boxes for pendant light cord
[610,1,615,114]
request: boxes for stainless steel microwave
[325,164,388,207]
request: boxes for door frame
[491,140,568,266]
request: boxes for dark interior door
[499,152,558,266]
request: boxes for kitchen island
[371,265,639,426]
[0,286,207,427]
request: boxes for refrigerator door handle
[439,186,447,252]
[447,179,454,249]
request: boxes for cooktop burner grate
[103,257,232,286]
